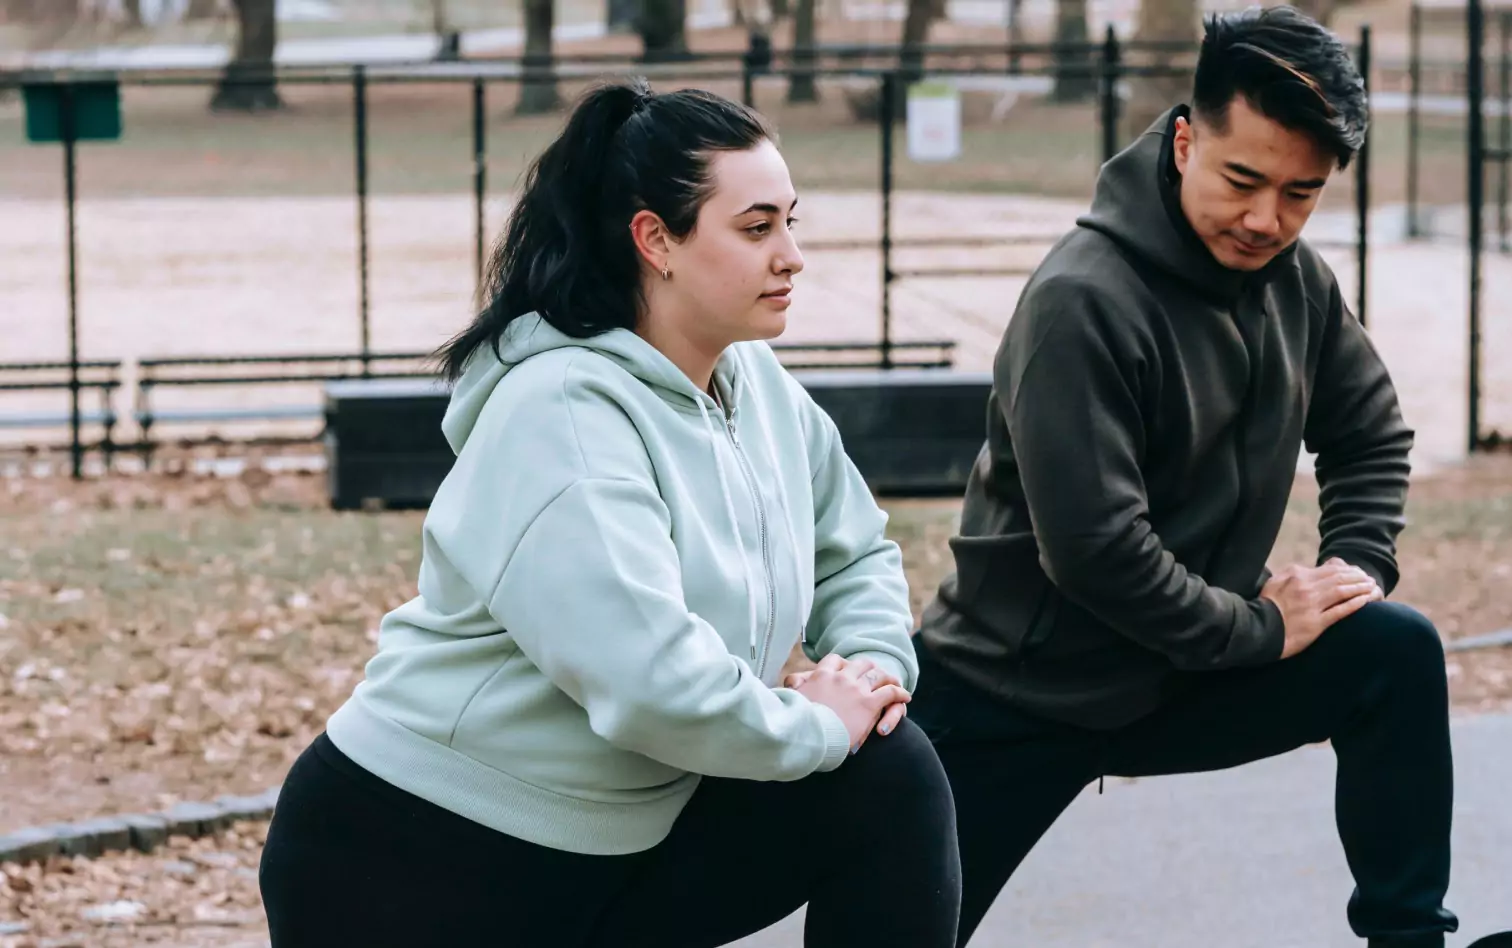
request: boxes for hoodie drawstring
[698,395,760,662]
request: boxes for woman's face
[655,140,806,351]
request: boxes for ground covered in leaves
[0,824,268,948]
[2,456,1511,943]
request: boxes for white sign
[138,0,189,25]
[906,80,961,163]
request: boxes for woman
[259,77,961,947]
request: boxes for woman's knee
[843,717,957,828]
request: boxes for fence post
[1469,0,1485,453]
[473,77,487,285]
[1356,24,1370,329]
[742,28,770,108]
[879,72,896,371]
[353,65,372,378]
[1407,1,1421,238]
[1099,25,1120,165]
[1500,12,1509,251]
[1005,0,1019,75]
[62,82,82,480]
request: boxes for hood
[437,310,793,666]
[441,312,746,454]
[1076,105,1297,303]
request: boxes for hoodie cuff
[811,703,854,772]
[1318,549,1393,597]
[1253,596,1287,663]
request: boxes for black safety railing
[0,28,1373,474]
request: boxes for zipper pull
[726,417,739,446]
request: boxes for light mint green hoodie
[325,313,919,856]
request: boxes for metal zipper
[722,408,778,678]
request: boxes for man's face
[1172,95,1337,272]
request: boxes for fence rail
[1,31,1373,476]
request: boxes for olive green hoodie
[920,107,1413,730]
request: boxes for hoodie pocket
[947,534,1056,661]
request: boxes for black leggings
[259,718,961,948]
[909,601,1458,948]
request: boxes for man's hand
[784,654,908,742]
[1262,559,1383,659]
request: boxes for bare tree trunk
[6,0,80,24]
[1123,0,1196,141]
[1006,0,1024,63]
[518,0,560,114]
[6,0,79,44]
[1052,0,1095,101]
[122,0,143,28]
[210,0,282,112]
[432,0,460,59]
[770,0,789,19]
[787,0,818,102]
[898,0,937,87]
[637,0,689,62]
[186,0,225,18]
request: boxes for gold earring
[660,265,671,281]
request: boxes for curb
[0,787,280,867]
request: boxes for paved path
[733,710,1512,947]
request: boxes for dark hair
[1191,5,1368,168]
[435,77,775,382]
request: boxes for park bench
[129,341,959,465]
[132,351,439,464]
[323,340,985,511]
[0,360,123,467]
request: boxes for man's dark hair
[1191,5,1368,167]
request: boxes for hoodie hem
[325,695,700,856]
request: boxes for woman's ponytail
[435,77,772,383]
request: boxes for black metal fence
[1406,0,1512,452]
[0,30,1372,477]
[1402,0,1512,246]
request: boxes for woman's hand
[785,654,910,748]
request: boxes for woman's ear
[629,209,673,277]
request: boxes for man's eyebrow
[1223,161,1325,189]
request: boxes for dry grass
[3,457,1512,838]
[1,454,1511,943]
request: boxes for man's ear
[1172,115,1194,176]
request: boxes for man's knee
[1331,600,1446,677]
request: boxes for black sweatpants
[907,601,1458,948]
[258,718,961,948]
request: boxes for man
[906,7,1463,948]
